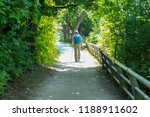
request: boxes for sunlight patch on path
[31,42,126,100]
[58,42,99,69]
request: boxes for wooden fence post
[127,71,141,99]
[115,64,126,92]
[86,42,150,100]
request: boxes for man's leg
[77,44,81,61]
[74,44,77,62]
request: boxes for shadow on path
[0,42,126,100]
[31,42,126,100]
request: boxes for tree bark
[62,11,86,42]
[75,12,86,30]
[72,11,86,34]
[62,24,71,42]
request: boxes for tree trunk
[72,11,86,35]
[75,12,86,30]
[62,25,67,42]
[62,11,86,42]
[62,24,71,42]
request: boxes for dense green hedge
[35,16,59,65]
[0,0,59,94]
[88,0,150,79]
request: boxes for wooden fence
[86,42,150,100]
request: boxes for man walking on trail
[72,30,82,62]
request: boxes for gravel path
[31,42,126,100]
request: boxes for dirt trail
[1,42,126,100]
[31,42,125,100]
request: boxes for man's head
[75,30,78,34]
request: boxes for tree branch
[47,4,77,9]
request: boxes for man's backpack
[74,34,81,44]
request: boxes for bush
[0,0,59,95]
[35,16,59,65]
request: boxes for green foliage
[1,0,149,96]
[0,0,39,94]
[79,14,93,36]
[0,71,9,95]
[58,3,93,43]
[35,16,59,65]
[0,0,59,95]
[88,0,150,79]
[86,32,99,44]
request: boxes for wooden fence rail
[86,42,150,100]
